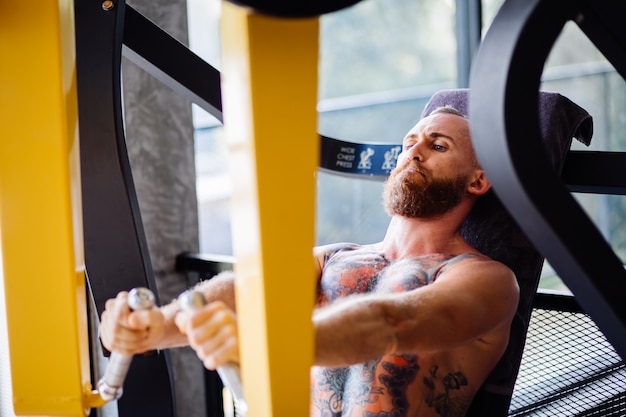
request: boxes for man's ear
[467,169,491,196]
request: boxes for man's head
[383,106,490,218]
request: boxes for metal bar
[533,290,583,313]
[74,0,175,415]
[563,151,626,195]
[75,0,156,316]
[220,3,318,415]
[122,4,223,122]
[175,252,236,275]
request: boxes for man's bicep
[394,261,518,352]
[432,260,518,335]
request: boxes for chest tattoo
[318,248,474,305]
[311,245,478,417]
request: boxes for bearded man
[101,106,519,417]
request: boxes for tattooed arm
[312,256,518,367]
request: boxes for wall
[122,1,204,416]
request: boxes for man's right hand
[174,300,239,371]
[100,291,166,355]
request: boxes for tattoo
[311,366,350,416]
[311,355,419,417]
[318,245,389,305]
[366,355,420,416]
[319,250,479,303]
[312,247,479,417]
[423,365,470,417]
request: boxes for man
[100,107,519,417]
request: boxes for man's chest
[317,251,458,305]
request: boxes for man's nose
[405,140,425,162]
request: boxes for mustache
[394,157,429,177]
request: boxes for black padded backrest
[420,89,593,415]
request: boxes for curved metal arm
[74,1,175,414]
[469,0,626,358]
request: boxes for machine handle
[178,290,248,417]
[97,287,156,401]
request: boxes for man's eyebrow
[402,131,458,142]
[402,133,418,142]
[429,131,456,141]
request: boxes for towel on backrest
[421,88,592,171]
[419,89,593,412]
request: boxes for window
[317,0,457,245]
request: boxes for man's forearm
[195,271,237,311]
[152,271,237,350]
[313,295,398,367]
[152,300,190,349]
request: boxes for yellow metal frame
[1,1,319,415]
[0,1,97,415]
[221,3,319,416]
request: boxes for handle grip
[178,290,248,417]
[97,287,156,401]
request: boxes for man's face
[383,112,477,218]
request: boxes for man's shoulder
[439,251,517,287]
[449,250,512,270]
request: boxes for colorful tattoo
[369,354,420,415]
[311,247,479,416]
[311,355,418,417]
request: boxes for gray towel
[420,88,593,173]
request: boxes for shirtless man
[100,107,519,417]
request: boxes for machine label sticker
[320,136,400,178]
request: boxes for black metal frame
[123,5,223,123]
[469,0,626,359]
[75,1,175,416]
[563,151,626,195]
[225,0,363,18]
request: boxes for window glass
[188,0,231,254]
[195,126,232,255]
[317,0,457,245]
[319,0,456,100]
[481,0,504,31]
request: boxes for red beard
[383,162,469,218]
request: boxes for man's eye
[434,144,446,151]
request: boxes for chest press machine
[2,0,625,416]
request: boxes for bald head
[420,106,477,168]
